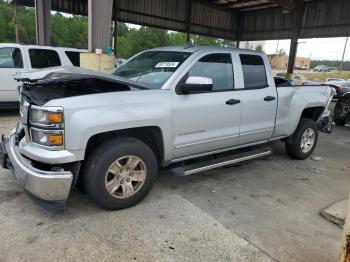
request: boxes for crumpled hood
[17,67,149,106]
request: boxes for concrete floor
[0,108,349,262]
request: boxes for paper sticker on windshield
[155,62,179,68]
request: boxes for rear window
[29,49,61,68]
[240,54,267,89]
[65,51,80,66]
[0,47,23,68]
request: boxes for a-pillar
[35,0,51,45]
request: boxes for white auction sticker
[155,62,179,68]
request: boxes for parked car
[295,65,307,70]
[326,78,345,82]
[292,75,307,85]
[314,65,331,72]
[0,43,86,108]
[334,86,350,126]
[326,81,350,99]
[0,46,335,212]
[275,73,308,85]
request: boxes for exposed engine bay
[19,72,146,106]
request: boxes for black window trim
[0,47,24,69]
[239,53,269,91]
[176,52,235,95]
[29,48,62,69]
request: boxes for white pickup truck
[0,46,334,212]
[0,43,85,108]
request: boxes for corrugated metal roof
[12,0,350,40]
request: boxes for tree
[117,26,171,58]
[255,44,264,52]
[168,32,187,45]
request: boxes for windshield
[112,51,191,89]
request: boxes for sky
[126,23,349,61]
[261,38,350,61]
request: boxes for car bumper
[0,130,73,212]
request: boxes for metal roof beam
[236,2,277,11]
[219,0,257,8]
[268,0,294,10]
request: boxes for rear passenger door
[234,53,277,145]
[0,47,24,102]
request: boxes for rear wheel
[334,100,348,126]
[285,118,318,160]
[84,137,158,210]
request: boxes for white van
[0,43,86,108]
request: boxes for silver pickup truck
[0,46,334,212]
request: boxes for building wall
[267,55,311,70]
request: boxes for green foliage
[255,44,264,52]
[168,32,187,46]
[117,26,170,58]
[51,13,87,48]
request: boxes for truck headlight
[29,106,65,150]
[30,106,64,127]
[31,128,64,148]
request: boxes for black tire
[83,137,158,210]
[285,118,318,160]
[334,101,346,126]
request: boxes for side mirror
[177,76,213,94]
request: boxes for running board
[169,147,272,176]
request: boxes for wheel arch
[300,106,325,122]
[84,126,165,166]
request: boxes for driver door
[171,52,242,160]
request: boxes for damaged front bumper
[0,130,73,212]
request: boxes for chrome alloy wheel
[105,155,147,199]
[300,128,315,153]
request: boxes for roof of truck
[0,43,86,52]
[150,45,264,55]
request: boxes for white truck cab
[0,43,86,108]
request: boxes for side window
[187,53,234,91]
[240,54,267,89]
[0,47,23,68]
[29,49,61,69]
[65,51,80,66]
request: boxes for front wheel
[285,118,318,160]
[83,137,158,210]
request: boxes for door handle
[264,96,276,101]
[226,99,241,105]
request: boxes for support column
[88,0,114,53]
[185,0,192,43]
[113,0,118,56]
[287,37,298,74]
[35,0,51,45]
[235,13,243,49]
[287,2,305,74]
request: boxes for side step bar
[169,147,272,176]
